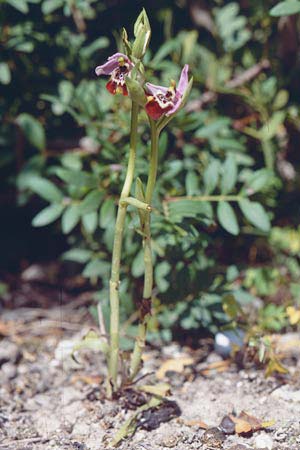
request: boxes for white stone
[271,385,300,402]
[254,433,274,450]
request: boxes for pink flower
[145,65,189,120]
[95,52,134,96]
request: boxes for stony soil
[0,303,300,450]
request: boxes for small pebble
[0,341,20,365]
[1,362,17,380]
[201,427,226,448]
[220,415,235,435]
[253,433,274,450]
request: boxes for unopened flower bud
[132,9,151,60]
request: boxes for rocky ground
[1,300,300,450]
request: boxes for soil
[1,299,300,450]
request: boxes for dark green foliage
[2,0,300,341]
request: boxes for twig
[70,5,86,33]
[0,437,49,448]
[186,59,270,112]
[97,301,107,340]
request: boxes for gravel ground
[0,305,300,450]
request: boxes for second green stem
[130,118,159,379]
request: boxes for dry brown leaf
[0,321,13,336]
[200,359,231,376]
[238,411,261,431]
[230,415,252,434]
[71,374,103,385]
[179,418,209,429]
[138,383,171,397]
[229,411,274,435]
[156,356,194,380]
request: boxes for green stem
[107,101,139,395]
[130,118,159,380]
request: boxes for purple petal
[95,52,132,76]
[165,96,181,116]
[177,64,189,96]
[145,82,169,96]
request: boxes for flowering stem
[130,117,159,379]
[107,101,139,395]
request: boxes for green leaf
[239,199,271,232]
[55,169,98,189]
[222,294,240,319]
[16,113,46,151]
[185,171,199,195]
[260,111,285,141]
[72,329,108,357]
[27,177,63,203]
[83,259,110,278]
[61,153,82,170]
[79,190,103,215]
[42,0,63,14]
[196,117,231,139]
[270,0,300,16]
[6,0,29,13]
[217,201,239,235]
[221,154,237,194]
[273,90,289,110]
[58,80,74,104]
[82,211,98,234]
[61,204,80,234]
[99,198,115,228]
[62,248,92,263]
[245,169,273,193]
[32,204,64,227]
[166,199,213,223]
[132,250,144,278]
[80,37,109,58]
[203,159,220,194]
[155,261,171,292]
[0,63,11,85]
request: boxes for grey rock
[0,341,20,365]
[1,362,17,379]
[201,427,226,447]
[214,329,244,357]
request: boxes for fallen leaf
[156,356,194,380]
[265,357,289,377]
[286,306,300,325]
[238,411,262,431]
[139,383,171,397]
[199,359,231,376]
[179,418,208,429]
[261,420,276,428]
[229,411,275,435]
[71,374,103,385]
[230,416,252,434]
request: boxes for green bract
[132,9,151,60]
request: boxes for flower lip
[145,64,189,120]
[95,52,134,96]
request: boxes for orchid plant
[95,10,192,396]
